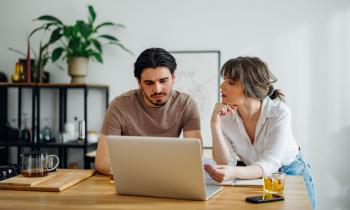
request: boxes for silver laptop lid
[107,136,213,200]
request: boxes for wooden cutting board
[0,169,95,192]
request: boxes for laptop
[107,136,223,200]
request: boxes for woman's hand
[204,164,236,182]
[211,103,237,126]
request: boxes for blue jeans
[279,153,317,209]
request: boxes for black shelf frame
[0,83,109,169]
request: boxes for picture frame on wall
[169,50,221,147]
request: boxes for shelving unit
[0,82,109,169]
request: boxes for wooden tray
[0,169,95,192]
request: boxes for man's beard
[141,88,172,107]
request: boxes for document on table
[205,172,263,187]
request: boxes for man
[95,48,202,175]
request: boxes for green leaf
[94,22,113,32]
[74,20,85,36]
[42,57,49,66]
[29,26,45,38]
[63,26,74,37]
[85,49,94,57]
[44,23,58,30]
[113,23,125,28]
[36,15,63,25]
[98,34,119,42]
[92,39,102,52]
[94,21,125,32]
[92,53,103,63]
[68,38,81,54]
[49,28,63,43]
[79,22,92,38]
[51,47,65,62]
[110,42,133,55]
[88,5,96,23]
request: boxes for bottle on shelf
[11,62,22,83]
[78,120,85,140]
[74,116,79,140]
[9,118,22,141]
[21,114,31,143]
[19,62,25,82]
[41,118,52,142]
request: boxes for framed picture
[170,50,221,147]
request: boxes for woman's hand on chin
[211,103,237,125]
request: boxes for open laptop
[107,136,223,200]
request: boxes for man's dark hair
[134,48,177,80]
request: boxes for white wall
[1,0,350,209]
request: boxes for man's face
[138,66,175,107]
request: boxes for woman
[205,56,316,209]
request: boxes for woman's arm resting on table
[205,164,263,182]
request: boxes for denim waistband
[279,151,306,173]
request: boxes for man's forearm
[95,134,110,175]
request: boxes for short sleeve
[100,99,123,135]
[182,97,201,132]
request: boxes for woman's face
[220,79,245,107]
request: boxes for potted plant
[30,5,131,83]
[8,40,51,83]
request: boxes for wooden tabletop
[0,175,311,210]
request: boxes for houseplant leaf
[88,5,96,24]
[79,21,93,38]
[36,15,63,25]
[98,34,119,42]
[68,38,82,56]
[92,39,102,53]
[94,22,125,32]
[92,52,103,63]
[51,47,65,62]
[29,26,46,38]
[110,42,133,55]
[49,28,63,43]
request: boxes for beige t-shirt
[100,89,200,136]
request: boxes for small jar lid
[21,151,44,156]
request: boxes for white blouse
[221,97,299,176]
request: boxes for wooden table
[0,175,311,210]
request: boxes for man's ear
[137,80,141,89]
[172,73,176,84]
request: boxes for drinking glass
[263,172,285,194]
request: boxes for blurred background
[0,0,349,209]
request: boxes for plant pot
[68,57,88,83]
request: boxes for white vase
[68,57,88,83]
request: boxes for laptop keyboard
[205,184,223,199]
